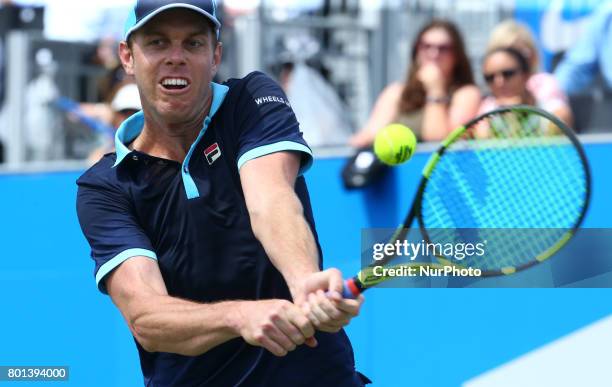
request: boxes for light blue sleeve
[554,6,612,95]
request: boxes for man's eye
[189,40,203,48]
[149,39,164,46]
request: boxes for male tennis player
[76,1,367,386]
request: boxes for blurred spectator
[0,0,13,162]
[84,82,142,164]
[24,48,61,161]
[108,82,141,128]
[274,35,352,147]
[554,2,612,95]
[92,36,125,102]
[478,47,535,113]
[284,62,352,146]
[0,1,6,105]
[79,35,130,106]
[86,81,141,164]
[350,19,480,147]
[487,20,573,126]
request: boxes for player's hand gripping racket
[341,105,591,298]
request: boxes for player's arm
[240,151,319,296]
[239,151,363,331]
[106,256,316,357]
[76,179,315,357]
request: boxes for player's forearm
[127,296,243,356]
[248,189,320,299]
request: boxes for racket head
[415,105,591,276]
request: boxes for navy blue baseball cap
[123,1,221,41]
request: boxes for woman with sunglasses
[486,20,573,126]
[479,47,536,114]
[350,20,481,147]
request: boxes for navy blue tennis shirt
[76,72,365,386]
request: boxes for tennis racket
[342,105,591,298]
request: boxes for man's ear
[212,42,223,76]
[118,41,135,76]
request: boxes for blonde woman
[486,20,573,126]
[479,47,536,113]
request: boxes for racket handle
[325,279,361,299]
[342,278,362,299]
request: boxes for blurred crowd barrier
[0,0,610,170]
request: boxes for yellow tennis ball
[373,124,417,165]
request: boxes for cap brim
[124,3,220,41]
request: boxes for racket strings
[420,110,588,273]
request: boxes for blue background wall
[0,141,610,386]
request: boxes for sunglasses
[418,42,453,54]
[483,68,521,84]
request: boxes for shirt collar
[113,82,230,167]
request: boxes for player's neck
[132,100,211,163]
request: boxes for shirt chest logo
[204,142,221,165]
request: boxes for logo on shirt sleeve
[254,95,291,107]
[204,142,221,165]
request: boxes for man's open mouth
[161,77,190,90]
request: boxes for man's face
[119,9,222,125]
